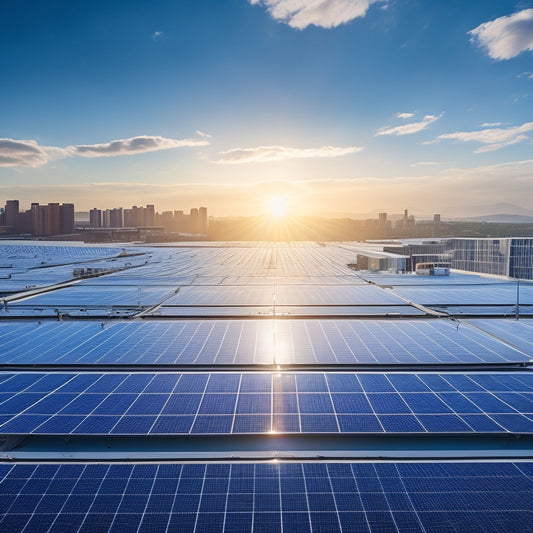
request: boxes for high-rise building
[31,203,46,236]
[5,200,19,233]
[132,206,145,228]
[109,208,123,228]
[174,210,184,232]
[45,203,61,236]
[60,203,75,234]
[199,207,208,234]
[145,205,155,226]
[89,208,102,228]
[190,208,199,234]
[123,208,134,227]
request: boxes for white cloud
[0,135,208,167]
[67,135,209,158]
[215,144,363,164]
[152,31,165,40]
[469,9,533,60]
[248,0,380,29]
[0,139,68,168]
[474,135,528,153]
[410,161,442,167]
[196,130,212,139]
[396,112,414,119]
[518,71,533,78]
[481,122,501,127]
[435,122,533,153]
[376,114,442,136]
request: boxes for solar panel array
[1,242,533,531]
[1,462,532,533]
[355,269,533,317]
[0,319,527,365]
[391,285,533,306]
[0,371,532,435]
[13,286,176,308]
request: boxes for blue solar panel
[392,284,533,306]
[0,462,531,532]
[0,318,527,365]
[1,371,532,435]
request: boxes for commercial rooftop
[0,241,532,532]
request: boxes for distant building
[60,203,75,234]
[31,203,46,236]
[45,203,61,236]
[145,205,155,226]
[385,237,533,280]
[5,200,19,234]
[199,207,208,234]
[2,200,76,236]
[89,208,102,228]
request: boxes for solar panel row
[1,372,532,435]
[0,319,527,365]
[2,242,533,532]
[1,462,532,533]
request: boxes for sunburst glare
[268,196,288,218]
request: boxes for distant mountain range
[447,203,533,223]
[321,203,533,223]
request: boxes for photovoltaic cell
[0,319,527,365]
[0,461,531,533]
[0,371,532,435]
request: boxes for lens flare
[268,196,288,218]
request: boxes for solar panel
[464,319,533,356]
[0,319,527,365]
[391,285,533,306]
[0,461,531,532]
[12,286,175,308]
[1,371,532,435]
[2,242,533,529]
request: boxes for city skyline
[1,1,533,216]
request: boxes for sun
[268,196,288,218]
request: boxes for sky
[1,0,533,217]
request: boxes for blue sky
[1,0,533,216]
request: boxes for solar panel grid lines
[1,371,532,436]
[391,285,533,307]
[1,462,533,532]
[4,243,533,530]
[464,319,533,358]
[12,286,177,308]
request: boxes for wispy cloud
[0,135,208,167]
[196,131,212,139]
[215,144,363,164]
[410,161,443,167]
[376,114,442,136]
[396,112,414,119]
[67,135,209,158]
[481,122,501,127]
[248,0,381,30]
[434,122,533,153]
[152,31,165,40]
[469,9,533,60]
[0,139,68,168]
[518,72,533,79]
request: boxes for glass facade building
[445,238,533,280]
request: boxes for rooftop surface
[0,241,532,532]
